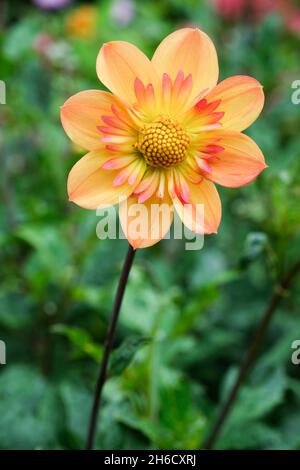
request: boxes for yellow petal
[61,90,121,150]
[207,131,267,187]
[68,150,135,210]
[152,28,219,102]
[96,41,159,104]
[173,178,221,234]
[119,192,174,249]
[206,76,264,131]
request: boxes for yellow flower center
[136,116,190,168]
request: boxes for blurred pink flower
[213,0,300,34]
[34,33,54,54]
[213,0,245,19]
[212,0,275,21]
[33,32,76,70]
[288,12,300,35]
[253,0,276,19]
[277,0,300,35]
[32,0,72,10]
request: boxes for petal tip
[102,41,112,50]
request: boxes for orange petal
[61,90,125,150]
[172,179,221,234]
[152,28,219,102]
[206,131,267,188]
[96,41,159,104]
[206,76,264,131]
[119,192,174,249]
[68,151,136,210]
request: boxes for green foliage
[1,0,300,451]
[51,324,102,361]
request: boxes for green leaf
[108,336,150,377]
[51,324,102,362]
[0,365,63,449]
[229,368,287,423]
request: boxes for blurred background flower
[66,5,98,39]
[212,0,300,35]
[212,0,299,25]
[213,0,245,19]
[33,32,54,55]
[277,0,300,35]
[110,0,136,28]
[32,0,72,10]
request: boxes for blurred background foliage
[0,0,300,450]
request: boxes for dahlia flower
[61,28,266,248]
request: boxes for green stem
[204,259,300,450]
[85,244,136,450]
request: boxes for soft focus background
[1,0,300,450]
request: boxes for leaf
[229,368,287,423]
[240,232,269,267]
[108,336,150,377]
[158,379,206,449]
[51,324,102,362]
[0,291,33,329]
[0,365,63,449]
[3,16,41,60]
[16,225,71,272]
[59,382,92,447]
[216,422,283,450]
[216,369,288,449]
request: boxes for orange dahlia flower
[61,28,266,248]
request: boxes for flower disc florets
[136,116,190,168]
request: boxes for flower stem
[85,244,136,450]
[204,259,300,450]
